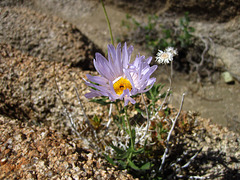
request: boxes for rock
[221,71,234,84]
[30,0,240,82]
[209,45,240,81]
[190,15,240,81]
[0,115,136,179]
[0,43,104,135]
[103,0,240,22]
[0,5,102,70]
[0,2,240,179]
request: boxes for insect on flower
[84,42,158,106]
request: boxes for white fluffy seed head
[155,47,177,64]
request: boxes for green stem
[101,0,114,45]
[124,107,134,150]
[170,60,173,88]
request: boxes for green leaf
[164,107,170,116]
[110,144,130,160]
[118,160,127,169]
[93,114,101,123]
[140,162,151,170]
[126,13,131,19]
[110,144,125,155]
[103,154,116,166]
[131,128,136,145]
[189,27,195,32]
[118,150,131,159]
[134,103,144,114]
[132,148,144,154]
[128,160,140,170]
[145,91,152,100]
[132,18,140,27]
[89,97,112,105]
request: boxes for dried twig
[103,103,113,137]
[106,103,113,128]
[74,86,97,139]
[176,174,208,179]
[181,148,202,169]
[53,62,81,137]
[159,93,185,172]
[52,63,102,150]
[199,36,208,67]
[173,148,202,174]
[151,87,171,121]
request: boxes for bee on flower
[84,42,158,106]
[155,47,178,64]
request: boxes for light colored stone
[221,71,234,84]
[209,45,240,81]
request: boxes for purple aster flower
[84,42,157,106]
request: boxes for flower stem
[170,60,173,88]
[137,93,149,144]
[124,106,134,149]
[101,0,114,45]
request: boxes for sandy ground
[0,1,239,179]
[28,0,240,133]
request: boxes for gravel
[0,2,239,180]
[0,115,136,180]
[0,5,102,69]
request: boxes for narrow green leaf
[89,97,112,105]
[140,162,151,170]
[128,160,140,170]
[133,148,144,154]
[103,154,116,166]
[135,103,143,114]
[118,151,130,159]
[145,91,152,100]
[110,144,125,155]
[131,128,136,145]
[118,160,127,169]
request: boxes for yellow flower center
[113,77,132,95]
